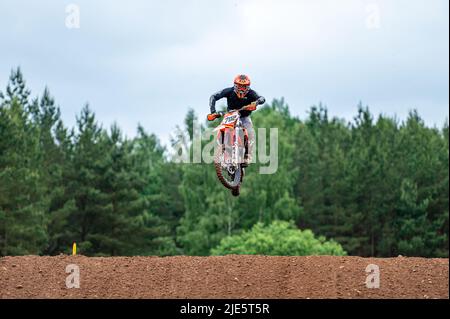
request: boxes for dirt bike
[207,103,257,196]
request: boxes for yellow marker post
[72,242,77,256]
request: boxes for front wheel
[214,145,242,190]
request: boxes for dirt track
[0,255,448,299]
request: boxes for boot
[242,153,252,167]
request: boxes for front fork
[233,127,240,166]
[217,128,242,167]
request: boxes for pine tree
[61,105,112,255]
[0,71,47,255]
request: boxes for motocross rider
[209,74,265,165]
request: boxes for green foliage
[0,70,48,255]
[211,220,347,256]
[292,104,449,257]
[0,68,448,257]
[1,69,183,257]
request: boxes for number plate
[223,114,238,125]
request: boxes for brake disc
[227,165,236,175]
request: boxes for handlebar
[207,102,257,121]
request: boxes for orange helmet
[234,74,251,99]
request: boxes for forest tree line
[0,69,448,257]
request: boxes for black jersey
[210,87,265,117]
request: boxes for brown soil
[0,255,448,299]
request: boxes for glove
[207,112,222,121]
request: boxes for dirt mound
[0,255,448,299]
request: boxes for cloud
[0,0,448,145]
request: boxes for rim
[218,152,240,187]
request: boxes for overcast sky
[0,0,448,145]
